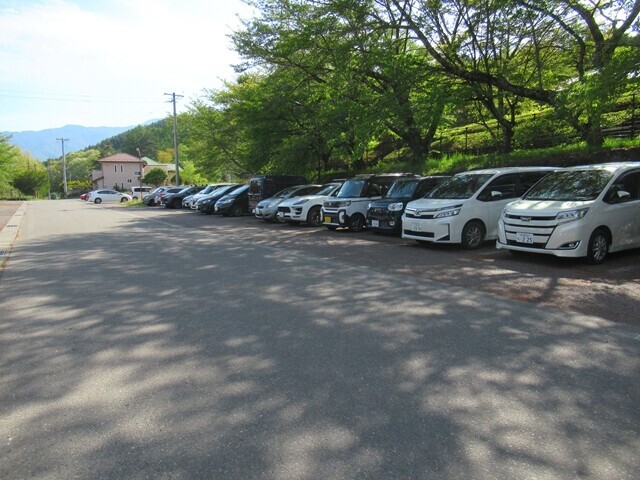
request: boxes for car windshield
[274,187,297,198]
[211,185,235,196]
[336,179,366,198]
[229,185,249,196]
[523,169,614,201]
[316,183,340,196]
[385,179,419,199]
[427,173,494,199]
[199,185,217,195]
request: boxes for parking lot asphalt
[120,203,640,327]
[1,199,639,480]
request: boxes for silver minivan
[497,162,640,264]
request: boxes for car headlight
[434,208,461,218]
[388,202,404,212]
[337,201,351,207]
[268,201,280,208]
[294,199,309,206]
[556,208,589,223]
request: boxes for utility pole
[57,137,69,197]
[136,147,143,200]
[164,92,183,185]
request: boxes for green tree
[380,0,640,146]
[178,160,208,185]
[0,134,18,194]
[142,167,168,187]
[11,169,49,197]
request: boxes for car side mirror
[491,190,503,198]
[616,190,631,199]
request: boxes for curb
[0,202,26,270]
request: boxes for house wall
[91,157,176,191]
[99,162,144,190]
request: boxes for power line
[0,90,164,104]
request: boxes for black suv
[161,186,206,209]
[214,184,250,216]
[367,176,450,234]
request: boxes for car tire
[461,220,484,249]
[307,206,322,227]
[94,198,102,204]
[586,228,610,265]
[120,197,128,203]
[230,205,243,217]
[349,214,366,232]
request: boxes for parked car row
[129,162,640,264]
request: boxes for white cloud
[0,0,254,131]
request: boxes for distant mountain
[2,124,140,160]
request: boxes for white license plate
[371,219,379,227]
[412,223,422,232]
[516,233,534,244]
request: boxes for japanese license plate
[371,219,379,227]
[324,216,332,223]
[516,233,534,244]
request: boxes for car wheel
[349,214,366,232]
[586,228,610,265]
[94,198,102,204]
[120,197,128,203]
[230,205,243,217]
[306,206,322,227]
[461,220,484,249]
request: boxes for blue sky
[0,0,255,132]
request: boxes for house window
[114,165,117,172]
[120,165,123,172]
[127,179,132,183]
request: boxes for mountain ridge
[2,122,156,160]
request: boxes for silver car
[87,189,132,204]
[254,184,322,222]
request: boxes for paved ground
[126,202,640,327]
[1,200,638,480]
[0,201,22,230]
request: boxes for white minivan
[131,186,152,200]
[402,167,556,249]
[497,162,640,264]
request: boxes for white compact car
[88,189,132,204]
[497,162,640,264]
[402,167,556,249]
[276,182,343,226]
